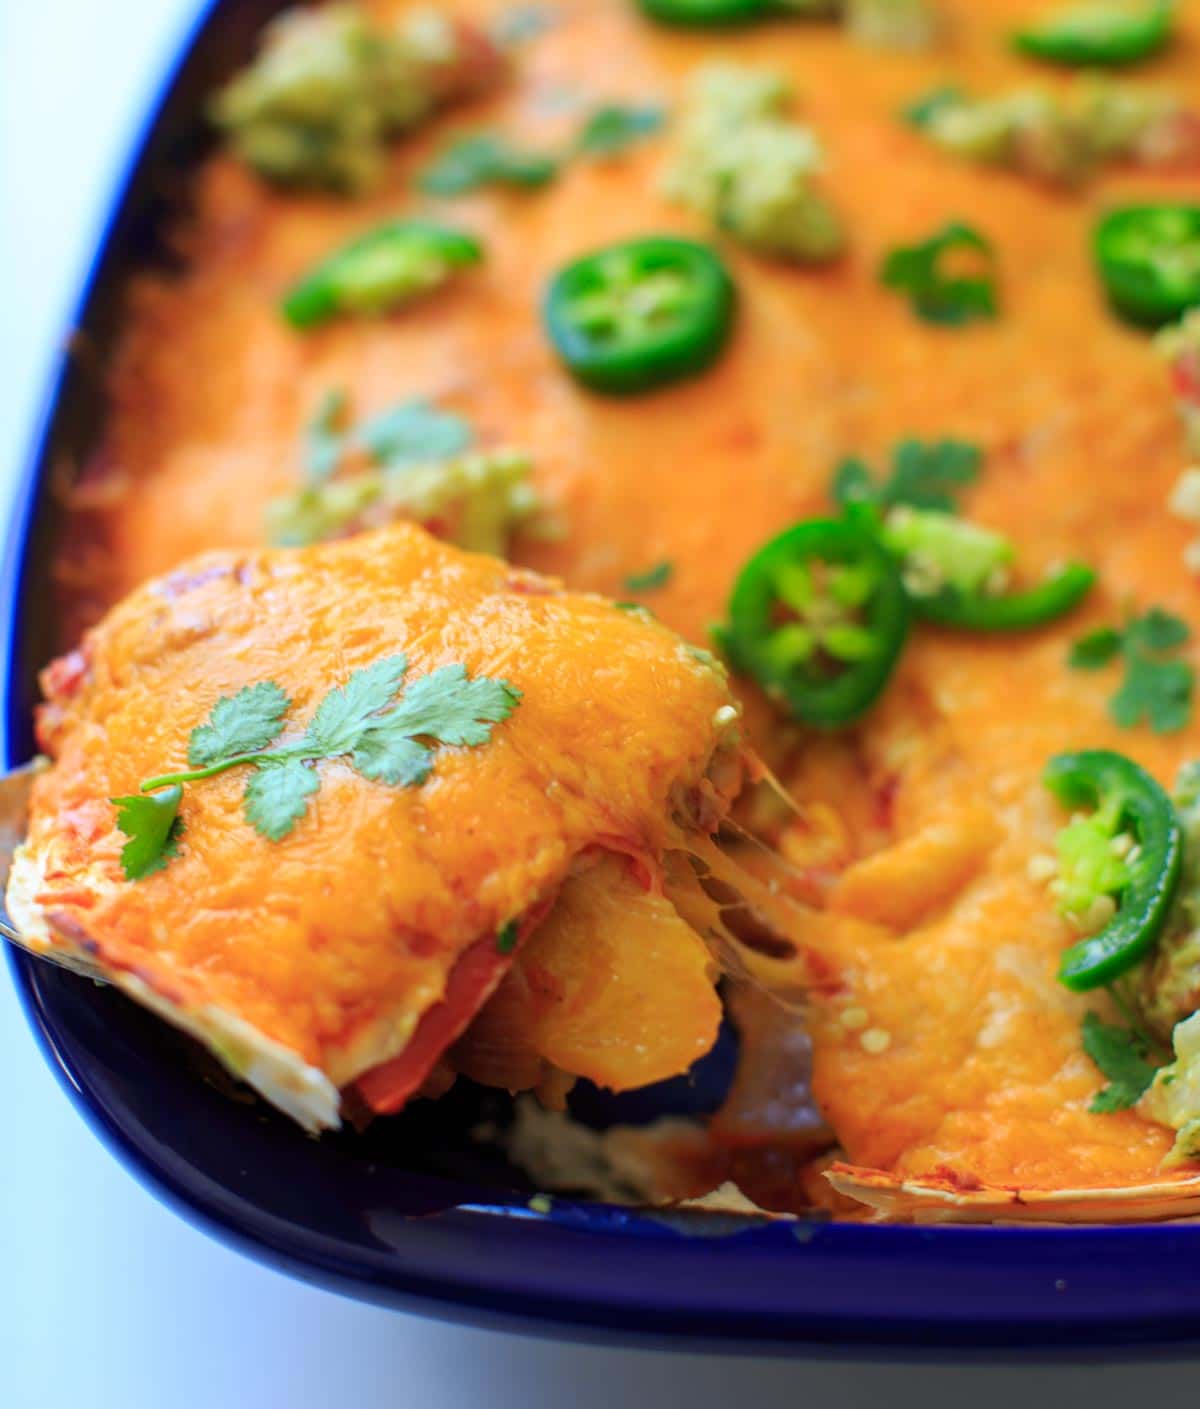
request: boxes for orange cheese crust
[57,0,1200,647]
[17,524,739,1118]
[44,0,1200,1204]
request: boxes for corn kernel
[1027,854,1058,883]
[1169,468,1200,522]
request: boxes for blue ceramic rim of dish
[7,0,1200,1355]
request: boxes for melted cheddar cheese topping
[17,525,738,1119]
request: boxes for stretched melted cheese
[10,524,741,1129]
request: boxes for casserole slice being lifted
[5,523,760,1132]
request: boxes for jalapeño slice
[282,221,482,329]
[1044,749,1183,991]
[638,0,768,26]
[1013,1,1174,69]
[717,516,910,728]
[915,563,1097,631]
[543,236,736,394]
[1094,204,1200,328]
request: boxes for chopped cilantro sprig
[831,438,983,514]
[903,85,966,130]
[354,400,474,470]
[1081,1007,1160,1113]
[622,560,674,593]
[300,392,473,486]
[419,133,560,197]
[419,103,665,196]
[113,786,185,881]
[112,657,521,878]
[1070,607,1194,733]
[880,221,999,327]
[575,103,665,156]
[304,388,350,481]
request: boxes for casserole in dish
[11,0,1200,1351]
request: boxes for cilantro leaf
[880,222,999,327]
[1069,627,1123,670]
[304,654,409,756]
[1081,1011,1157,1113]
[576,104,665,157]
[113,785,184,881]
[128,658,521,873]
[903,85,965,130]
[419,133,559,196]
[830,456,876,507]
[622,560,674,593]
[356,401,474,469]
[831,439,982,513]
[244,757,321,842]
[496,919,519,954]
[351,732,434,787]
[887,439,982,510]
[304,388,349,482]
[188,682,290,768]
[1111,656,1193,733]
[1071,608,1195,734]
[302,394,475,480]
[376,664,522,746]
[1128,607,1190,654]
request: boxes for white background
[1,3,1198,1405]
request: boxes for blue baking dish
[8,0,1200,1356]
